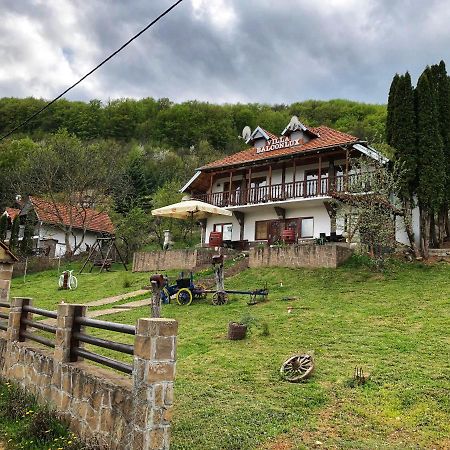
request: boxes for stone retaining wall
[249,244,353,269]
[0,261,14,303]
[0,299,178,450]
[0,339,133,447]
[132,248,236,272]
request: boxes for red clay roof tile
[5,208,20,220]
[201,126,360,170]
[29,197,114,234]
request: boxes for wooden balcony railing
[194,174,359,207]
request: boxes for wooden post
[268,165,272,201]
[247,167,252,204]
[292,160,297,197]
[281,163,286,198]
[150,281,162,318]
[345,148,349,190]
[318,156,322,196]
[228,171,233,206]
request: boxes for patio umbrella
[151,199,232,220]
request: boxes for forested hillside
[0,97,387,151]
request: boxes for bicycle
[58,270,78,290]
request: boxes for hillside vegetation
[0,97,386,151]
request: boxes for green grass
[9,259,450,449]
[0,378,84,449]
[10,262,180,311]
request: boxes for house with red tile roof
[2,196,114,257]
[181,116,389,246]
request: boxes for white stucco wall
[395,204,421,246]
[204,201,331,244]
[38,225,99,257]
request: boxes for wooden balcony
[194,174,357,207]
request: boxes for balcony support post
[318,156,322,196]
[268,165,272,201]
[292,160,296,197]
[328,160,335,193]
[233,212,245,241]
[247,168,252,204]
[209,173,214,196]
[345,148,349,191]
[228,171,233,205]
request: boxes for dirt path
[41,289,149,324]
[79,289,149,308]
[88,297,151,318]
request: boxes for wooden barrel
[227,322,247,340]
[209,231,223,247]
[282,229,296,243]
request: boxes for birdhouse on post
[0,241,18,304]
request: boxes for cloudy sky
[1,0,450,105]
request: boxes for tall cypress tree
[386,74,400,146]
[387,72,418,254]
[429,61,450,243]
[415,69,446,257]
[19,220,35,256]
[0,214,7,241]
[388,72,417,195]
[9,215,20,251]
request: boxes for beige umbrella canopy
[151,199,232,220]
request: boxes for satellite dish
[242,126,252,141]
[289,115,300,130]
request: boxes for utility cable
[0,0,184,141]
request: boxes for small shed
[0,241,18,303]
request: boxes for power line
[0,0,184,141]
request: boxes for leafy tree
[114,207,152,262]
[9,215,20,251]
[150,180,190,248]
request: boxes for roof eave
[200,140,362,172]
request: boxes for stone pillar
[0,261,14,303]
[7,297,32,342]
[54,303,87,363]
[132,318,178,450]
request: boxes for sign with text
[256,136,301,154]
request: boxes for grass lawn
[9,262,157,311]
[8,259,450,449]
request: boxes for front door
[268,220,282,244]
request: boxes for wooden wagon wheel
[280,354,314,382]
[194,283,207,300]
[212,291,228,305]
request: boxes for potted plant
[227,314,257,340]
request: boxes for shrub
[0,379,35,420]
[122,275,132,288]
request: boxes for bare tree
[16,130,124,255]
[332,158,408,267]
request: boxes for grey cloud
[1,0,450,104]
